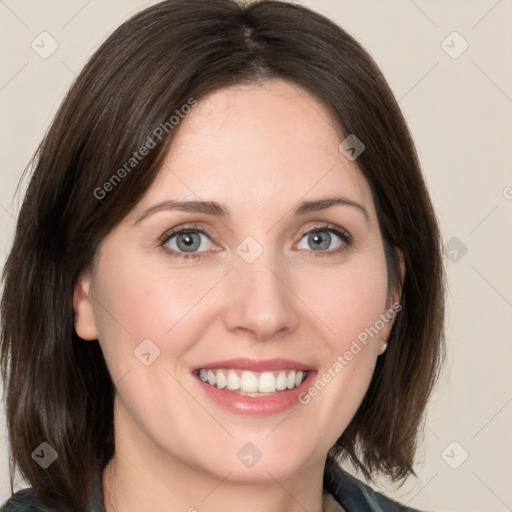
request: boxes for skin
[74,79,404,512]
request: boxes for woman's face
[74,79,402,483]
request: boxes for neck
[103,458,327,512]
[102,426,327,512]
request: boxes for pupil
[309,231,330,250]
[177,232,200,252]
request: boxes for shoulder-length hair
[1,0,445,510]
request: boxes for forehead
[135,79,376,221]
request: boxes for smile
[196,369,309,396]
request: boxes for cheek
[90,250,221,376]
[294,250,389,345]
[298,346,377,448]
[291,252,387,427]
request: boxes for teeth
[198,369,307,393]
[227,372,240,390]
[258,372,276,392]
[216,370,227,389]
[276,371,287,391]
[240,371,259,392]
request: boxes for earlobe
[73,271,98,341]
[383,248,405,342]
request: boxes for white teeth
[216,370,227,389]
[240,371,259,392]
[258,372,276,392]
[198,368,308,393]
[226,372,240,390]
[276,371,287,391]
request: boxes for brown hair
[0,0,445,510]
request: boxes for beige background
[1,1,511,511]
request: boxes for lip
[193,358,316,372]
[192,359,317,416]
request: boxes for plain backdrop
[0,1,511,511]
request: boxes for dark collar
[324,461,423,512]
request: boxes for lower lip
[193,371,317,416]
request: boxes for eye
[159,223,351,259]
[161,226,215,258]
[296,225,351,254]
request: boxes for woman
[0,1,445,511]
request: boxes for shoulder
[326,466,425,512]
[0,488,54,512]
[0,479,104,512]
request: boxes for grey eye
[165,231,213,253]
[297,230,343,251]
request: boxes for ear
[73,270,98,341]
[382,248,405,340]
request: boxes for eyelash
[158,222,352,260]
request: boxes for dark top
[0,465,422,512]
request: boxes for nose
[221,250,299,341]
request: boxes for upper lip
[193,358,316,372]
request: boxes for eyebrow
[134,196,370,225]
